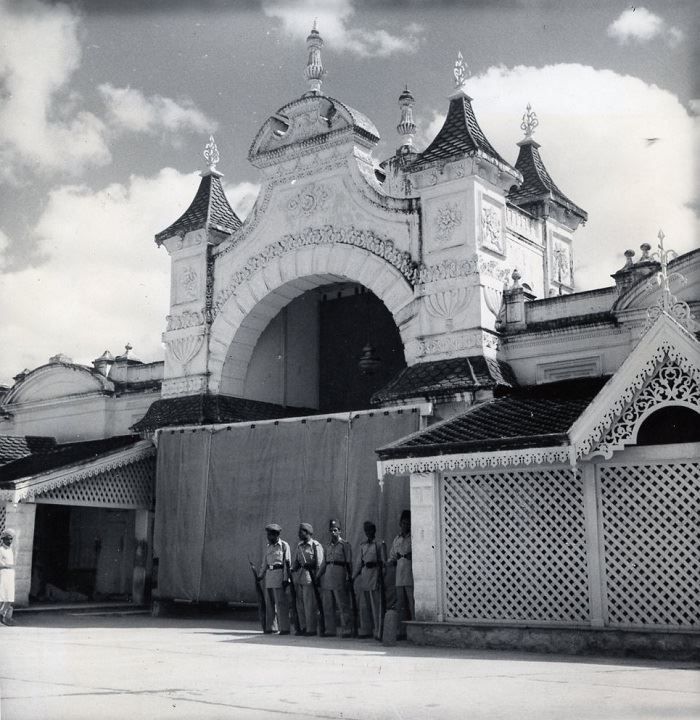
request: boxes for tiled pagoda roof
[0,436,57,468]
[131,394,313,433]
[413,93,515,171]
[155,172,242,244]
[371,356,516,405]
[377,377,608,459]
[508,139,587,222]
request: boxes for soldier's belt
[362,561,379,568]
[328,561,347,566]
[396,553,412,560]
[267,563,284,570]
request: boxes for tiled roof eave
[408,147,519,179]
[508,190,587,221]
[377,432,571,461]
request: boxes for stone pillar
[132,509,152,605]
[3,502,37,607]
[410,471,442,622]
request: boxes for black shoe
[278,630,290,635]
[263,629,273,634]
[294,629,306,636]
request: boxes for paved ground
[0,610,698,720]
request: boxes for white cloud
[0,0,110,179]
[419,64,697,291]
[99,84,217,136]
[262,0,421,57]
[0,228,9,272]
[607,7,684,46]
[0,170,259,383]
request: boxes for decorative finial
[453,51,469,89]
[203,135,220,170]
[511,268,521,288]
[397,86,417,150]
[124,342,133,356]
[520,103,539,139]
[643,230,696,333]
[304,21,325,95]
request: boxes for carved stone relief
[417,330,499,357]
[176,264,200,303]
[435,203,464,246]
[286,182,331,219]
[166,309,206,332]
[551,237,572,286]
[480,205,504,254]
[164,330,205,367]
[424,288,471,330]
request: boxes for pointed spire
[397,85,417,150]
[304,20,325,95]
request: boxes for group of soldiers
[252,510,414,640]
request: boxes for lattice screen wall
[0,505,5,534]
[34,456,155,509]
[599,462,699,629]
[442,469,590,624]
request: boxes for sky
[0,0,697,384]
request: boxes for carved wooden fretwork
[576,341,700,460]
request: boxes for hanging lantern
[358,343,382,375]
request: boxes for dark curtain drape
[154,409,419,603]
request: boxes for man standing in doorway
[389,510,414,640]
[318,519,353,637]
[258,523,291,635]
[292,523,324,636]
[0,529,16,626]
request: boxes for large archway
[208,245,417,399]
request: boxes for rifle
[285,550,300,633]
[248,557,266,632]
[376,541,387,640]
[309,542,326,636]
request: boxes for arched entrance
[208,244,417,406]
[221,281,406,412]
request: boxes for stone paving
[0,611,698,720]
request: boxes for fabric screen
[154,408,419,603]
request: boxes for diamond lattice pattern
[0,506,5,534]
[599,462,699,628]
[442,469,590,623]
[34,456,155,509]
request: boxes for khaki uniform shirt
[356,540,384,592]
[390,533,413,587]
[320,540,351,590]
[293,539,324,585]
[259,539,290,590]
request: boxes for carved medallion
[481,206,504,254]
[435,203,463,245]
[286,182,330,218]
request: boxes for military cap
[265,523,282,533]
[299,522,313,534]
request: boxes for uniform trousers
[359,589,382,639]
[294,584,318,633]
[264,586,290,633]
[322,587,352,635]
[395,585,415,638]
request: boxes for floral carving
[417,330,498,357]
[435,203,463,244]
[213,225,420,316]
[161,375,207,398]
[178,265,199,302]
[286,182,330,218]
[481,206,503,253]
[165,330,205,366]
[417,255,510,285]
[166,310,206,332]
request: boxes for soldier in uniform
[318,519,353,637]
[389,510,414,639]
[354,521,385,640]
[258,523,291,635]
[292,522,324,636]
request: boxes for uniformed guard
[258,523,291,635]
[318,519,353,637]
[292,522,325,636]
[389,510,414,639]
[354,520,386,640]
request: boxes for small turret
[396,85,417,153]
[304,20,325,95]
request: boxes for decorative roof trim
[377,445,572,479]
[569,313,700,460]
[1,440,155,503]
